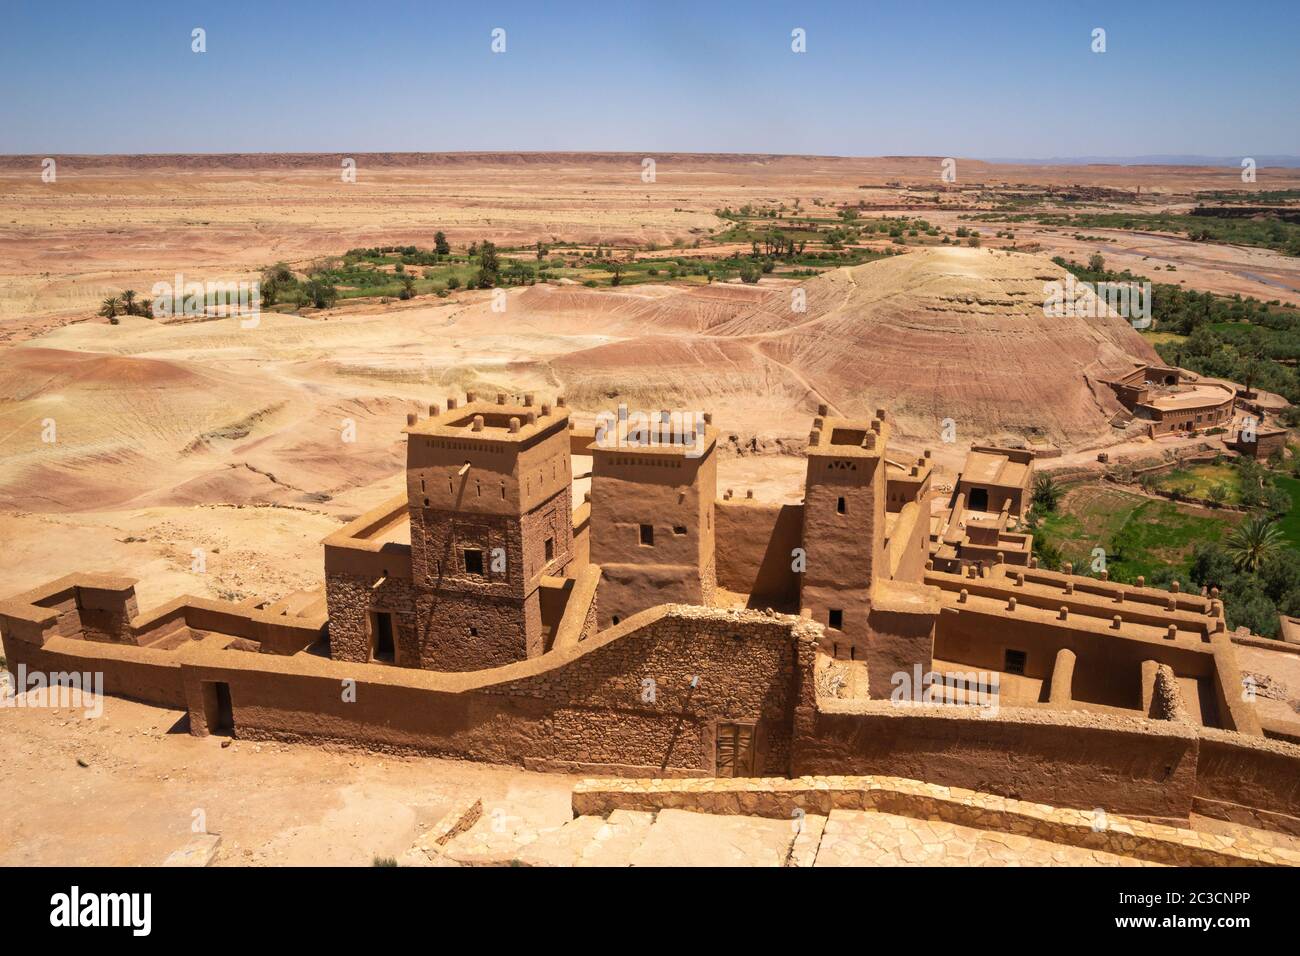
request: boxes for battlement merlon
[403,397,573,517]
[806,410,892,459]
[403,398,571,447]
[585,419,719,461]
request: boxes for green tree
[120,290,137,315]
[304,278,338,309]
[434,232,450,257]
[1032,473,1061,512]
[99,296,120,319]
[475,241,501,289]
[1226,515,1284,573]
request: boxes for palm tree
[120,289,137,315]
[99,296,120,319]
[1226,515,1284,573]
[1032,473,1061,512]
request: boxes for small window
[639,524,654,546]
[1004,649,1027,675]
[612,615,621,625]
[829,608,844,630]
[544,537,555,561]
[837,496,846,514]
[469,626,478,637]
[463,548,484,575]
[673,525,687,535]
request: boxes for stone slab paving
[813,809,1160,867]
[442,811,545,866]
[788,813,828,867]
[628,809,797,867]
[576,810,656,867]
[515,815,609,867]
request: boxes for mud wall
[714,500,802,608]
[793,693,1201,822]
[0,632,187,709]
[182,607,808,778]
[1193,729,1300,836]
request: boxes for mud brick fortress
[5,392,1300,836]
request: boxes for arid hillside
[721,247,1160,446]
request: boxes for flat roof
[405,400,569,444]
[807,415,890,459]
[962,450,1028,490]
[1144,383,1234,412]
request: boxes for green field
[1035,484,1240,583]
[1273,474,1300,548]
[1152,463,1243,505]
[966,210,1300,256]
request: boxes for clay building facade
[1104,363,1236,437]
[587,408,718,628]
[6,392,1300,836]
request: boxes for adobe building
[1229,423,1289,461]
[932,446,1034,572]
[324,392,588,672]
[954,445,1032,516]
[586,406,718,628]
[800,408,937,697]
[1104,363,1235,437]
[5,392,1300,836]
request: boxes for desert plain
[3,153,1299,609]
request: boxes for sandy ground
[0,692,577,867]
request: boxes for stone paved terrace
[424,806,1162,867]
[813,810,1153,866]
[399,774,1300,867]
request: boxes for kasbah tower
[335,392,574,671]
[801,407,937,699]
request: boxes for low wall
[793,697,1201,823]
[1193,729,1300,836]
[7,574,1300,835]
[571,775,1299,866]
[0,632,187,709]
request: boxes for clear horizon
[1,0,1297,156]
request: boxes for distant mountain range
[982,155,1300,168]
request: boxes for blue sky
[1,0,1296,156]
